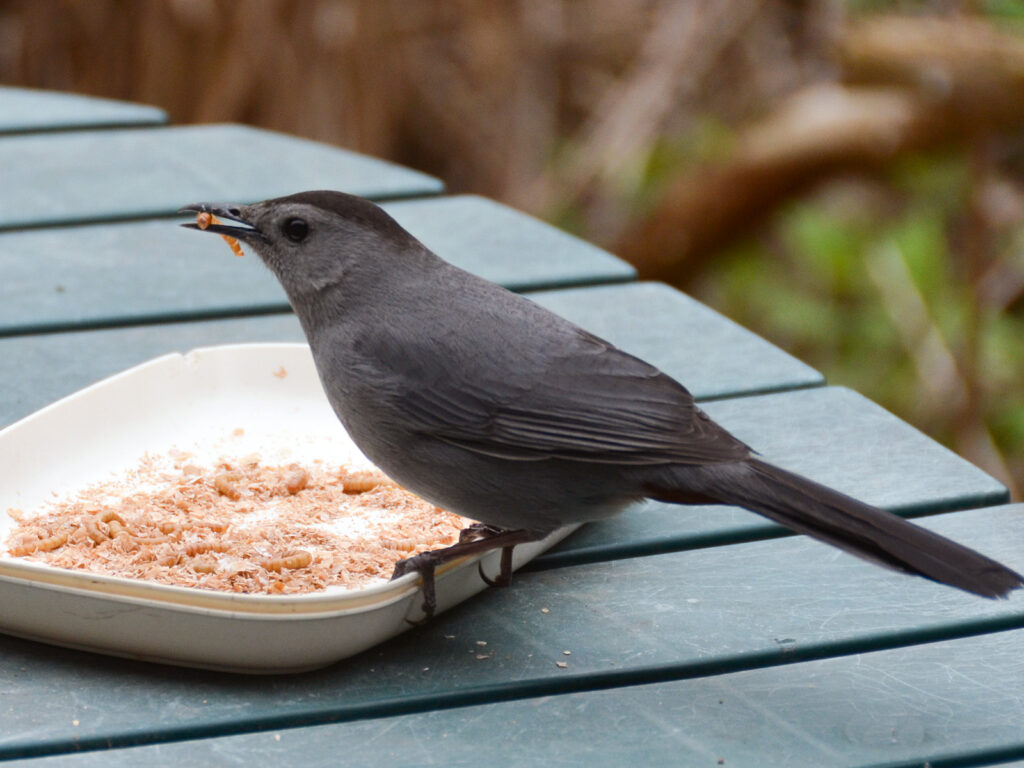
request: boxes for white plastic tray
[0,343,575,673]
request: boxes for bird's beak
[179,202,264,242]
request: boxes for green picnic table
[2,86,1023,768]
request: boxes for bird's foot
[391,551,442,624]
[390,527,543,623]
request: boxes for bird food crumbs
[475,654,490,660]
[274,734,281,742]
[195,212,245,257]
[540,607,550,614]
[563,650,571,655]
[284,467,308,495]
[556,661,568,669]
[4,452,471,595]
[273,366,287,379]
[476,640,487,646]
[232,428,245,437]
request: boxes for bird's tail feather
[651,458,1023,599]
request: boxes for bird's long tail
[649,458,1023,598]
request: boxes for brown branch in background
[840,14,1024,125]
[618,14,1024,284]
[618,84,940,282]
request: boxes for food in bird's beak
[196,211,245,257]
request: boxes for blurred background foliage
[1,0,1023,494]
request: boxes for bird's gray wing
[393,329,751,466]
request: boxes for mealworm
[82,519,107,545]
[194,520,229,533]
[94,510,127,537]
[196,212,244,257]
[130,534,174,546]
[98,510,126,525]
[186,541,229,557]
[380,537,417,552]
[262,549,312,573]
[10,531,69,556]
[214,472,241,500]
[340,471,380,494]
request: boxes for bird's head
[180,190,422,300]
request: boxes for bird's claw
[477,545,515,588]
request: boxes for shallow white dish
[0,343,575,674]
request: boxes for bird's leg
[460,524,537,586]
[461,524,519,586]
[391,527,542,621]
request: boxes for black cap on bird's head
[180,190,422,298]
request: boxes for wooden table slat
[14,628,1024,768]
[0,86,168,134]
[0,196,634,336]
[0,124,442,230]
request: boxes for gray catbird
[182,190,1023,617]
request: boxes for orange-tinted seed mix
[4,453,470,595]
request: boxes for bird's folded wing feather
[392,331,751,465]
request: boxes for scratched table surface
[2,87,1023,768]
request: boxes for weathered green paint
[0,124,442,229]
[0,86,167,134]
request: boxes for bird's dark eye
[282,217,309,243]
